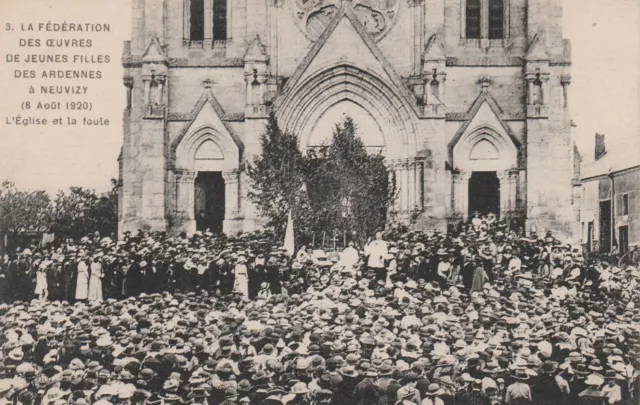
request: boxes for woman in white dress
[75,256,90,301]
[88,256,104,302]
[233,256,249,298]
[34,262,48,300]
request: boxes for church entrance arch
[276,64,418,159]
[172,125,242,235]
[451,126,519,220]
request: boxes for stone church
[119,0,576,237]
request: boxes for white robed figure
[234,256,249,298]
[75,257,89,301]
[88,258,104,302]
[34,262,49,300]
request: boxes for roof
[581,138,640,180]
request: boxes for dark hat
[541,361,558,374]
[511,369,529,381]
[224,387,238,398]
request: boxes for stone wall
[119,0,575,238]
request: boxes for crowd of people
[0,214,639,405]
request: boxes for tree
[49,179,118,239]
[246,113,314,238]
[248,114,397,247]
[0,181,51,252]
[306,117,397,245]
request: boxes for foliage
[0,178,118,253]
[49,179,118,239]
[246,113,314,238]
[0,181,51,234]
[305,117,396,245]
[248,114,397,245]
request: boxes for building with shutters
[578,134,640,256]
[118,0,577,238]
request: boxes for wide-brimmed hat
[511,369,529,381]
[363,368,379,378]
[339,366,359,378]
[588,359,603,372]
[291,382,309,394]
[573,364,590,376]
[426,383,444,396]
[585,374,604,387]
[378,363,394,376]
[224,387,238,398]
[8,348,24,361]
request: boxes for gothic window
[212,0,227,41]
[488,0,504,39]
[464,0,508,42]
[190,0,205,41]
[466,0,481,39]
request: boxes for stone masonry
[119,0,576,239]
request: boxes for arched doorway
[195,171,225,233]
[468,171,500,217]
[451,124,520,220]
[173,124,242,235]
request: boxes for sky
[0,0,637,194]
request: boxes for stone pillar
[155,75,165,105]
[222,170,243,234]
[175,170,197,234]
[123,77,133,109]
[142,75,151,105]
[391,162,401,213]
[398,162,406,212]
[509,170,519,217]
[408,161,416,212]
[204,0,213,47]
[414,160,422,211]
[452,171,471,219]
[497,170,511,218]
[540,74,550,105]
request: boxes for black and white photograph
[0,0,639,404]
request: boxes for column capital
[453,171,471,182]
[153,74,166,85]
[175,170,196,183]
[222,169,240,183]
[123,76,133,88]
[496,170,512,182]
[141,74,153,82]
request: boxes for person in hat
[505,369,531,404]
[422,383,445,405]
[352,368,380,405]
[75,254,90,302]
[364,231,388,283]
[34,261,49,301]
[531,361,568,405]
[601,371,622,404]
[456,378,490,405]
[219,386,239,405]
[87,254,104,302]
[578,374,605,405]
[281,382,310,405]
[470,257,489,294]
[234,256,249,298]
[261,386,288,405]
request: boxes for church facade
[119,0,576,237]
